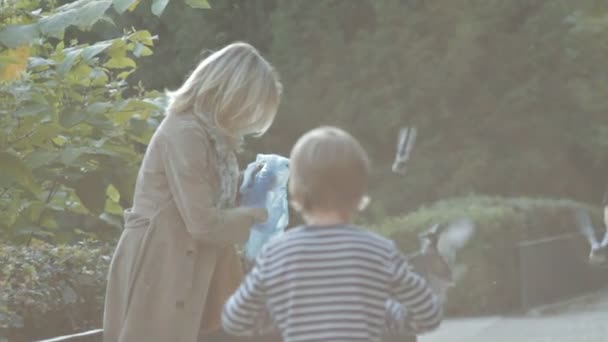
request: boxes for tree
[0,0,209,243]
[266,0,608,219]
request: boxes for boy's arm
[221,255,273,336]
[387,246,443,335]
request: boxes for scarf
[194,112,240,208]
[194,112,245,334]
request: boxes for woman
[103,42,282,342]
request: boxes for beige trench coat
[103,112,258,342]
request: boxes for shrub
[0,240,111,341]
[374,195,603,316]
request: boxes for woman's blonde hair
[166,42,282,139]
[289,126,370,216]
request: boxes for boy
[222,126,443,341]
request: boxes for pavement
[420,289,608,342]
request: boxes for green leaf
[117,70,134,80]
[0,24,40,49]
[71,1,113,29]
[57,50,81,75]
[112,0,139,14]
[104,57,136,69]
[185,0,211,9]
[130,30,155,46]
[27,123,63,146]
[38,11,76,39]
[28,57,56,70]
[42,215,58,229]
[59,110,87,128]
[105,197,124,215]
[152,0,170,17]
[89,68,109,85]
[75,172,106,215]
[133,42,153,57]
[86,102,113,114]
[14,103,48,118]
[52,136,68,146]
[25,151,60,169]
[36,1,112,39]
[70,64,94,85]
[60,147,85,166]
[84,115,115,131]
[107,39,128,58]
[81,41,113,61]
[59,0,113,31]
[129,118,155,143]
[106,184,120,202]
[0,152,39,193]
[106,111,136,125]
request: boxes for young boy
[222,126,443,341]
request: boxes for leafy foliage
[375,195,604,316]
[0,27,167,243]
[0,240,112,341]
[0,0,184,243]
[0,0,113,48]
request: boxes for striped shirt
[222,224,442,342]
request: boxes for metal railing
[37,329,103,342]
[516,233,608,310]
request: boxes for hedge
[0,241,111,342]
[374,195,603,316]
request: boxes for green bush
[374,195,603,316]
[0,240,111,341]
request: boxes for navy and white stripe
[222,225,442,341]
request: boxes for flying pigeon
[392,127,417,175]
[407,219,476,303]
[574,208,608,266]
[239,154,290,265]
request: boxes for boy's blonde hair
[166,42,282,139]
[289,126,370,215]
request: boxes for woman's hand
[239,162,265,185]
[249,207,268,224]
[237,162,266,206]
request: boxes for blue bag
[239,154,290,263]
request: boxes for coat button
[186,250,194,256]
[176,300,185,309]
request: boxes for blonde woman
[103,42,282,342]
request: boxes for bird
[574,208,608,266]
[407,218,476,303]
[392,126,417,175]
[239,154,290,265]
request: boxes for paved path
[420,289,608,342]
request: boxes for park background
[1,0,608,340]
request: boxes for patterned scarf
[193,113,247,335]
[193,112,240,209]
